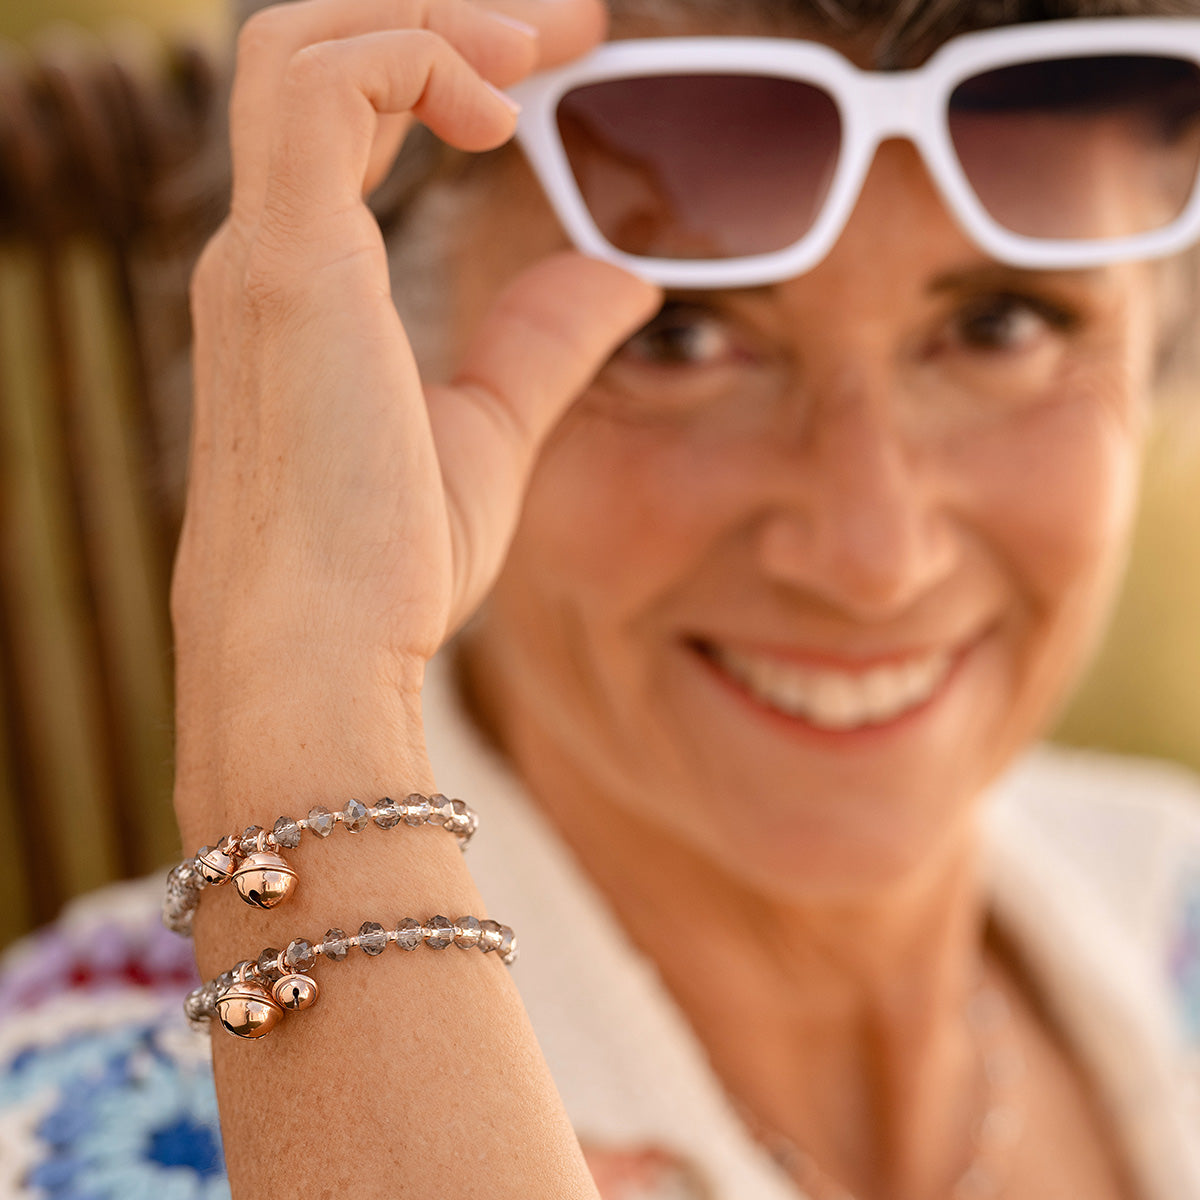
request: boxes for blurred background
[0,0,1197,954]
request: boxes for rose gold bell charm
[273,973,320,1012]
[215,980,284,1039]
[232,851,298,910]
[196,844,236,886]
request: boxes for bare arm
[173,1,660,1194]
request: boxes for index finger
[230,0,607,224]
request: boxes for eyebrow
[927,263,1111,295]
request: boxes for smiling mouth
[696,641,958,732]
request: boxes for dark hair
[611,0,1200,64]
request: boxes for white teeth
[710,645,954,731]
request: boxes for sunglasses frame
[509,18,1200,288]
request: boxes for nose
[748,141,971,620]
[755,389,957,622]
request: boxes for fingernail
[485,80,523,115]
[489,12,540,38]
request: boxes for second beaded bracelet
[184,915,518,1039]
[163,793,480,935]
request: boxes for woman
[2,0,1200,1197]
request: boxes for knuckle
[236,5,292,62]
[284,40,342,91]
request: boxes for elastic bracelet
[184,915,517,1039]
[162,794,480,935]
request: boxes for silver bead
[373,797,402,829]
[307,805,336,837]
[343,799,370,832]
[395,918,423,951]
[272,815,303,849]
[322,928,349,962]
[284,938,316,972]
[424,915,454,949]
[358,921,388,955]
[256,947,284,982]
[427,794,453,826]
[238,825,265,856]
[454,916,482,949]
[404,793,432,826]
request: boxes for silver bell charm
[273,973,320,1012]
[215,980,284,1039]
[233,851,299,910]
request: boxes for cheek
[951,379,1144,678]
[503,410,746,627]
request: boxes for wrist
[174,647,433,846]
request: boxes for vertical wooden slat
[0,663,35,947]
[0,244,123,902]
[63,239,177,869]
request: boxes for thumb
[428,253,661,625]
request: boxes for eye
[617,301,741,368]
[951,292,1079,353]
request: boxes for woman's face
[450,31,1163,898]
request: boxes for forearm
[178,654,599,1198]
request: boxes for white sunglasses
[509,19,1200,289]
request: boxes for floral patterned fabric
[4,739,1200,1198]
[0,880,720,1200]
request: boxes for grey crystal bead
[427,794,453,826]
[358,921,388,955]
[184,987,208,1023]
[403,793,432,826]
[424,915,454,949]
[454,916,482,949]
[322,928,349,962]
[169,861,200,891]
[163,903,195,937]
[479,919,504,953]
[256,947,284,981]
[199,979,220,1012]
[284,938,316,972]
[373,797,402,830]
[344,799,370,832]
[165,872,197,908]
[395,918,423,951]
[238,825,264,856]
[272,815,303,849]
[307,805,336,838]
[447,799,471,835]
[497,926,516,958]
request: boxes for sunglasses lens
[950,55,1200,241]
[556,74,841,260]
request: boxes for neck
[459,647,996,1200]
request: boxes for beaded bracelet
[162,794,480,935]
[184,915,517,1039]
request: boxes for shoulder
[0,877,226,1199]
[991,745,1200,1049]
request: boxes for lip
[685,633,984,746]
[690,637,965,674]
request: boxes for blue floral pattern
[0,1008,228,1199]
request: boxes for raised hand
[174,0,661,826]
